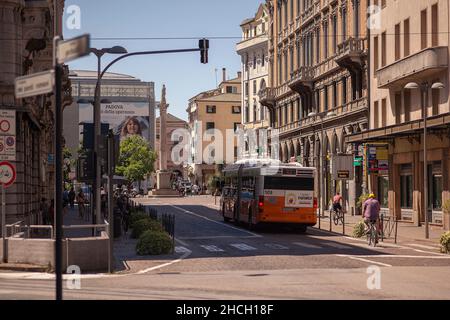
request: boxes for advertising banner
[79,102,150,144]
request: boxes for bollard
[343,210,345,235]
[329,210,332,232]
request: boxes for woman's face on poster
[126,119,139,135]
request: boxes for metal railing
[62,223,109,238]
[380,214,398,244]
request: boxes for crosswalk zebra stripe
[200,245,225,252]
[293,242,322,249]
[175,246,191,253]
[230,243,257,251]
[264,243,289,250]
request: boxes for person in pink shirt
[332,192,343,214]
[363,193,381,234]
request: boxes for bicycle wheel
[333,212,339,225]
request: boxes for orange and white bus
[220,159,317,232]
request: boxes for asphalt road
[1,196,449,300]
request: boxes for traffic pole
[2,186,6,263]
[54,62,63,301]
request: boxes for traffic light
[199,38,209,64]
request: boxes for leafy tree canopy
[116,135,157,184]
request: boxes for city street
[0,196,449,300]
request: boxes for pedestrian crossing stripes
[200,245,225,252]
[175,246,191,253]
[196,241,381,253]
[230,243,257,251]
[264,243,289,250]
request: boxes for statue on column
[152,85,178,195]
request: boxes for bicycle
[366,220,378,247]
[331,207,344,225]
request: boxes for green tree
[116,135,157,188]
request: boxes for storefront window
[400,164,413,209]
[431,161,442,211]
[378,176,389,208]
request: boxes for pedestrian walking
[76,189,86,219]
[40,197,48,224]
[68,187,76,209]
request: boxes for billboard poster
[79,102,150,144]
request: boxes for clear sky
[64,0,264,121]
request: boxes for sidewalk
[63,204,96,238]
[314,211,444,246]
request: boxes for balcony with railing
[301,1,321,25]
[258,87,276,107]
[278,97,368,134]
[335,37,367,70]
[288,66,315,93]
[376,46,448,89]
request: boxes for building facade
[155,113,188,176]
[187,70,241,186]
[236,3,270,140]
[347,0,450,230]
[261,0,369,214]
[0,0,69,224]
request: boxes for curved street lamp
[404,81,445,239]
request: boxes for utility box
[331,154,354,180]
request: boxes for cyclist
[332,192,343,215]
[363,193,381,238]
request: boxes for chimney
[237,71,242,79]
[222,68,226,82]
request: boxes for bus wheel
[297,225,307,233]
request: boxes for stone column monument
[153,85,178,195]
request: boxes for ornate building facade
[0,0,70,224]
[347,0,450,230]
[236,3,270,142]
[260,0,369,214]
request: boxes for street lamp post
[91,47,128,226]
[405,81,444,239]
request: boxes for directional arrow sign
[57,34,90,64]
[15,70,54,99]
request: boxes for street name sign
[57,34,90,64]
[331,154,354,181]
[15,70,54,99]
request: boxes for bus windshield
[264,176,314,191]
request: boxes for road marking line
[179,236,258,240]
[337,255,392,267]
[293,242,322,249]
[411,249,446,256]
[230,243,257,251]
[170,205,262,238]
[343,236,401,248]
[175,238,190,247]
[407,243,440,250]
[175,246,191,253]
[350,254,450,259]
[264,243,289,250]
[322,243,352,249]
[136,251,192,274]
[200,245,225,252]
